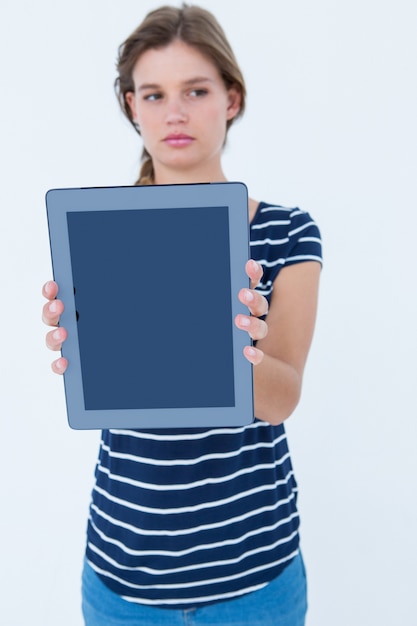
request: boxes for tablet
[46,182,254,430]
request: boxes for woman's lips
[163,134,194,147]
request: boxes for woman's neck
[153,161,228,186]
[152,163,259,222]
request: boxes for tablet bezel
[46,182,254,430]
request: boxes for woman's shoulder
[249,201,322,274]
[251,201,319,228]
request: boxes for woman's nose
[165,97,188,124]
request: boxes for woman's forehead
[131,40,222,87]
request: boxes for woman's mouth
[163,134,194,147]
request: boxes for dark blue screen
[67,206,235,410]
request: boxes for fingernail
[53,329,61,341]
[50,301,57,313]
[239,316,250,327]
[246,347,256,357]
[244,289,254,303]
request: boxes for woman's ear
[125,91,137,122]
[125,92,141,133]
[226,86,242,121]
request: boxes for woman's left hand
[235,259,268,365]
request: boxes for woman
[42,4,322,625]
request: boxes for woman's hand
[235,259,268,365]
[43,262,268,375]
[42,281,68,374]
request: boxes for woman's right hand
[42,281,68,374]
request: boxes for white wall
[1,1,416,624]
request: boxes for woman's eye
[144,93,162,102]
[189,88,208,98]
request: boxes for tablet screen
[67,206,235,411]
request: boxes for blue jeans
[81,554,307,625]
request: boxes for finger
[238,288,269,318]
[42,280,59,301]
[235,314,268,341]
[243,345,264,366]
[42,298,64,327]
[51,357,68,375]
[246,259,263,289]
[46,326,68,351]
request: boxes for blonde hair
[115,3,246,185]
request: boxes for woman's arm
[237,261,321,426]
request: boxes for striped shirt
[85,202,322,608]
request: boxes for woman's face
[125,39,241,183]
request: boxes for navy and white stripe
[85,202,322,608]
[251,203,322,297]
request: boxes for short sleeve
[284,209,323,268]
[250,203,322,301]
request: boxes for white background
[1,1,416,624]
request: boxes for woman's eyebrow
[137,82,160,92]
[182,76,213,86]
[137,76,213,92]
